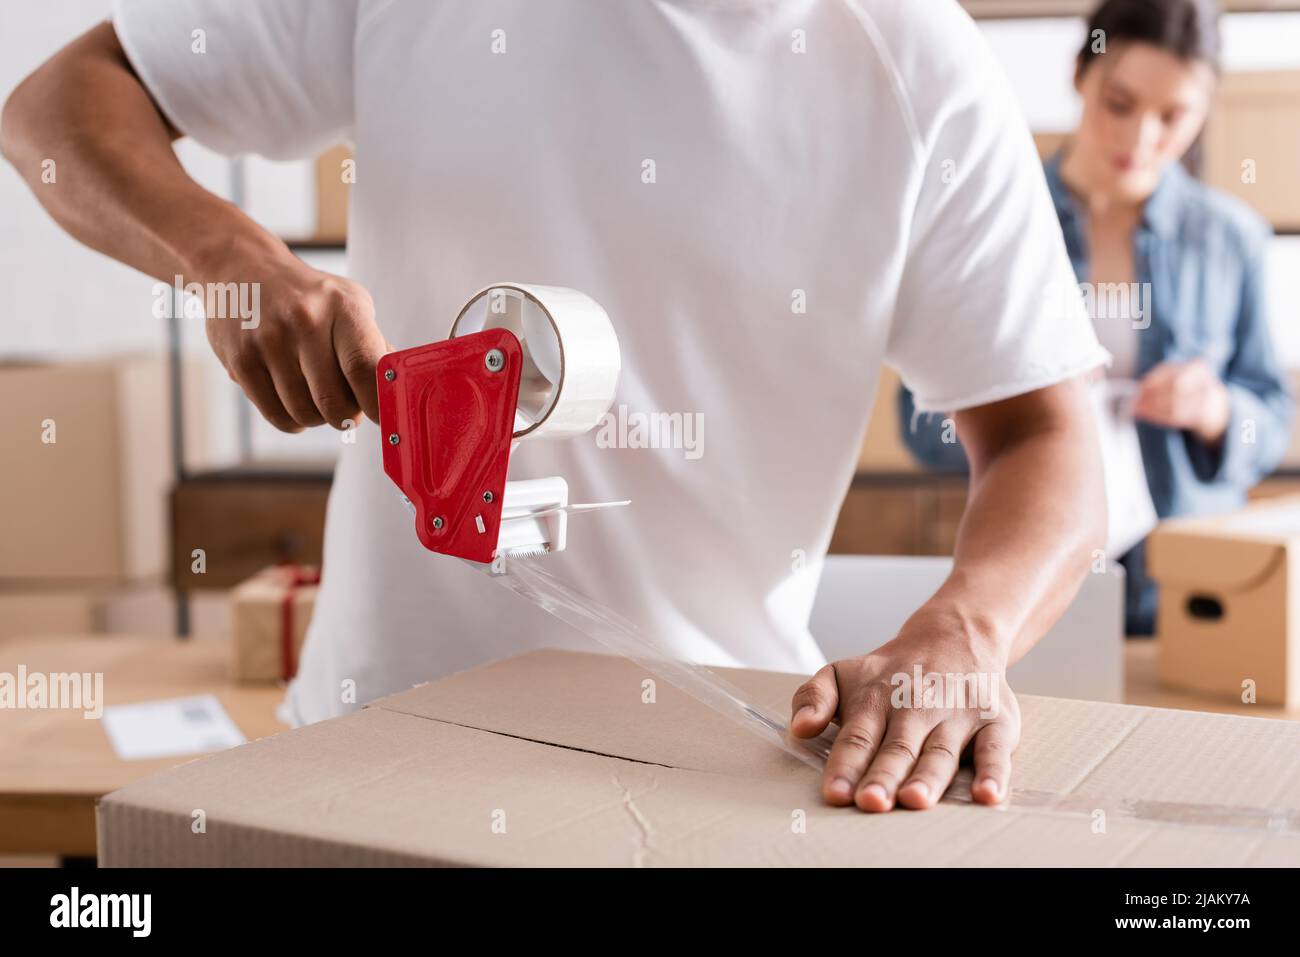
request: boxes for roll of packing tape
[450,283,621,439]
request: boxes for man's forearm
[0,22,289,286]
[790,381,1105,811]
[4,22,389,431]
[933,380,1107,665]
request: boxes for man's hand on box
[203,254,390,433]
[789,604,1020,812]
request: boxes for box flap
[1147,524,1285,591]
[370,649,809,777]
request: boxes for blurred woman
[899,0,1292,634]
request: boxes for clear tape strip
[942,773,1300,834]
[477,558,1300,834]
[478,556,834,770]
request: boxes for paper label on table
[1091,378,1159,559]
[101,694,245,761]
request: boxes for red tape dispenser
[377,283,626,565]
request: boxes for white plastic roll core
[450,283,621,439]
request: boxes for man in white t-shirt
[3,1,1108,814]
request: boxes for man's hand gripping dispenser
[377,284,624,564]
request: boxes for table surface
[0,634,285,856]
[1122,639,1300,720]
[1,634,1295,859]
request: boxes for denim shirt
[897,153,1293,633]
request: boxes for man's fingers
[334,313,389,424]
[228,354,303,434]
[301,334,361,429]
[970,720,1017,805]
[897,723,966,810]
[265,351,326,428]
[855,717,928,812]
[820,688,887,807]
[790,665,838,739]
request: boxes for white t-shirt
[114,0,1106,725]
[1092,313,1140,381]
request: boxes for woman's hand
[790,603,1020,812]
[1132,359,1230,445]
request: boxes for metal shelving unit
[164,159,338,635]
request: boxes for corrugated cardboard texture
[97,650,1300,867]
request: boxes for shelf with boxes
[0,350,333,645]
[0,356,200,640]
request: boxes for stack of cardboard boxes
[0,356,196,640]
[0,353,327,681]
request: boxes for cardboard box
[229,566,319,683]
[100,584,230,638]
[1148,497,1300,708]
[98,579,231,639]
[857,366,921,474]
[314,145,351,243]
[1032,130,1069,160]
[0,584,232,642]
[97,649,1300,866]
[97,584,174,637]
[0,589,99,640]
[0,583,170,641]
[1204,70,1300,232]
[0,356,186,582]
[1279,368,1300,471]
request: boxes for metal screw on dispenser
[485,348,505,372]
[432,516,445,530]
[384,369,396,382]
[388,434,400,445]
[483,491,494,503]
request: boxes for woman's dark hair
[1077,0,1220,75]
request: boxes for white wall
[979,11,1300,128]
[0,1,341,464]
[2,1,179,360]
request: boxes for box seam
[369,706,684,770]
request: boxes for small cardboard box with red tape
[229,565,319,684]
